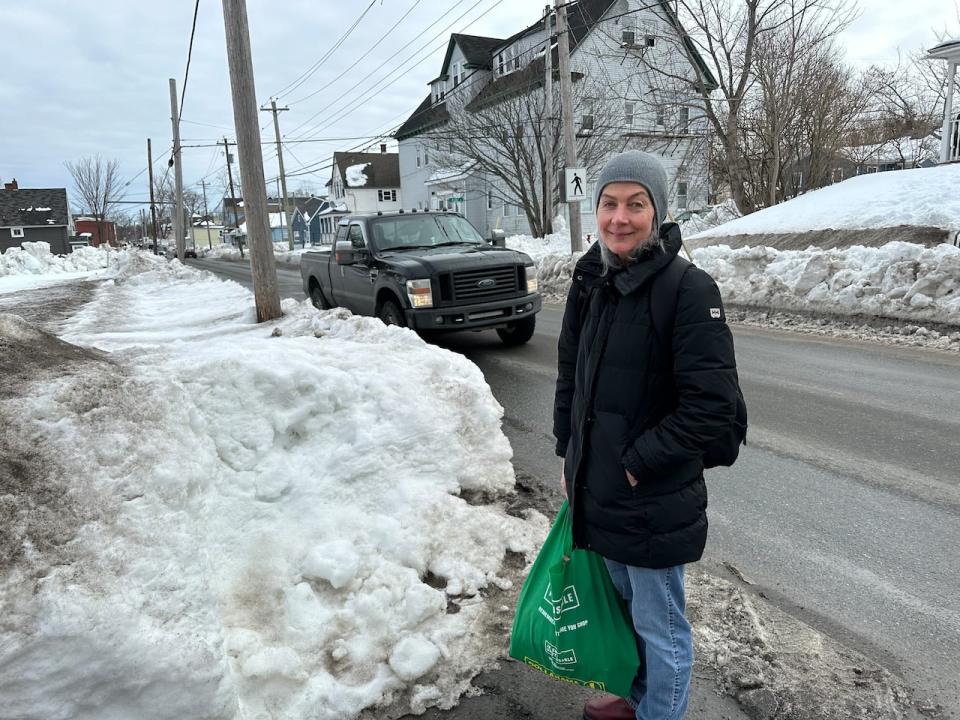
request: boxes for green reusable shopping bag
[509,501,640,698]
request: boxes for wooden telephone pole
[222,137,243,257]
[147,137,160,254]
[168,78,185,261]
[543,5,554,236]
[262,99,296,251]
[221,0,281,321]
[200,179,212,249]
[555,0,582,253]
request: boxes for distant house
[0,180,74,254]
[237,213,290,243]
[786,134,940,198]
[327,147,402,215]
[73,216,118,247]
[307,199,349,245]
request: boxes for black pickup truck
[300,211,542,345]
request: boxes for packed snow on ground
[345,163,370,188]
[0,251,548,719]
[692,164,960,239]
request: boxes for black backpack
[648,255,748,468]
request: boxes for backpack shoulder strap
[649,255,692,358]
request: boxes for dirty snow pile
[505,215,579,263]
[693,241,960,326]
[692,164,960,238]
[0,241,110,278]
[677,200,741,238]
[0,253,547,719]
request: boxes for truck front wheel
[497,315,536,346]
[377,300,406,327]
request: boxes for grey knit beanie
[593,150,669,229]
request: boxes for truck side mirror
[335,240,357,265]
[489,228,506,248]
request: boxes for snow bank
[0,254,547,719]
[693,241,960,326]
[692,164,960,239]
[0,241,111,277]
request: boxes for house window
[679,107,690,133]
[453,62,462,87]
[582,184,594,214]
[498,52,504,75]
[10,227,24,238]
[676,181,688,210]
[656,105,666,126]
[503,200,512,217]
[487,189,493,210]
[378,189,397,202]
[624,101,635,127]
[424,148,429,166]
[416,148,421,167]
[512,46,520,71]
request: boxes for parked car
[300,211,541,345]
[183,247,197,259]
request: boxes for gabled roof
[0,187,70,228]
[332,152,400,189]
[394,94,451,141]
[396,0,717,138]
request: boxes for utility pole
[168,78,185,261]
[262,99,295,251]
[139,208,146,244]
[147,138,160,254]
[223,137,243,258]
[200,179,212,249]
[555,0,582,253]
[221,0,281,322]
[543,5,554,236]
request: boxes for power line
[178,0,202,124]
[285,0,428,107]
[273,0,379,99]
[285,0,492,138]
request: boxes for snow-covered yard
[0,249,546,719]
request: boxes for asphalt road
[189,257,960,715]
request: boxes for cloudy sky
[0,0,955,216]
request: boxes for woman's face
[596,182,656,260]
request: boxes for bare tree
[651,0,856,214]
[423,60,631,237]
[64,155,125,247]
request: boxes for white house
[327,148,402,215]
[394,0,717,239]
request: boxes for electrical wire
[272,0,379,99]
[178,0,202,123]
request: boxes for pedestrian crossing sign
[564,168,587,202]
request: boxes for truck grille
[451,266,520,303]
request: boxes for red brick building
[73,216,117,247]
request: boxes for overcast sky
[0,0,955,215]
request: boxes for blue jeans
[603,560,692,720]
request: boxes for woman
[553,151,739,720]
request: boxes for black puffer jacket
[553,224,739,568]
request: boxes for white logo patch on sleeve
[710,308,722,319]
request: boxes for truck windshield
[370,215,485,251]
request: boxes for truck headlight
[525,265,538,294]
[406,279,434,309]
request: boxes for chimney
[3,178,18,190]
[380,143,387,154]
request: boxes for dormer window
[453,63,462,87]
[498,46,520,76]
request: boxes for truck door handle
[369,269,378,283]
